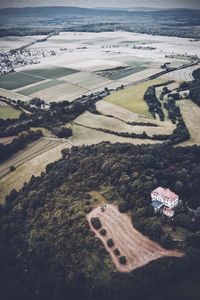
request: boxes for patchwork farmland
[0,30,199,204]
[1,31,199,103]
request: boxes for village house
[151,187,179,218]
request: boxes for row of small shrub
[91,217,127,265]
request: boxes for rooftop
[152,187,178,202]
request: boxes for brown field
[87,204,183,273]
[74,111,175,137]
[70,123,161,146]
[0,136,17,144]
[0,88,31,102]
[29,82,87,103]
[96,100,149,122]
[121,67,161,83]
[177,99,200,145]
[0,138,72,204]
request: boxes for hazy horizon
[0,0,200,9]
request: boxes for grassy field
[70,123,161,146]
[0,72,44,90]
[0,105,21,119]
[30,82,87,103]
[74,111,174,137]
[177,99,200,145]
[23,66,79,79]
[0,138,72,204]
[19,80,63,96]
[104,78,165,118]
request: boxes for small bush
[119,256,127,265]
[99,228,107,236]
[113,248,121,256]
[84,207,92,214]
[91,217,102,230]
[107,238,114,248]
[85,200,91,206]
[10,165,16,172]
[118,201,130,213]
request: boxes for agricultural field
[0,136,17,145]
[161,65,200,82]
[0,102,21,119]
[74,111,175,137]
[0,137,72,203]
[30,82,87,103]
[177,99,200,145]
[69,123,161,146]
[0,35,46,51]
[60,71,113,90]
[22,66,79,79]
[87,204,183,272]
[18,79,64,96]
[0,88,31,101]
[0,72,45,90]
[1,31,200,103]
[104,78,165,117]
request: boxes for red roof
[152,187,178,202]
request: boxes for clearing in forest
[87,204,183,273]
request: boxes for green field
[104,78,165,118]
[120,40,161,45]
[0,72,44,90]
[19,80,63,96]
[98,65,147,80]
[23,66,79,79]
[0,105,21,119]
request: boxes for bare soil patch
[87,204,183,272]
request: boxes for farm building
[151,187,179,218]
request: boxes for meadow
[0,137,72,203]
[104,78,165,118]
[0,104,21,119]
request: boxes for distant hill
[0,6,199,16]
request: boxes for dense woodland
[189,68,200,106]
[1,143,200,300]
[0,7,200,39]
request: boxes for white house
[151,187,179,217]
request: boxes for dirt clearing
[87,204,183,272]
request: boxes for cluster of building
[151,187,179,218]
[0,48,58,75]
[0,49,39,75]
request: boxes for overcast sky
[0,0,199,9]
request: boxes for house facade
[151,187,179,217]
